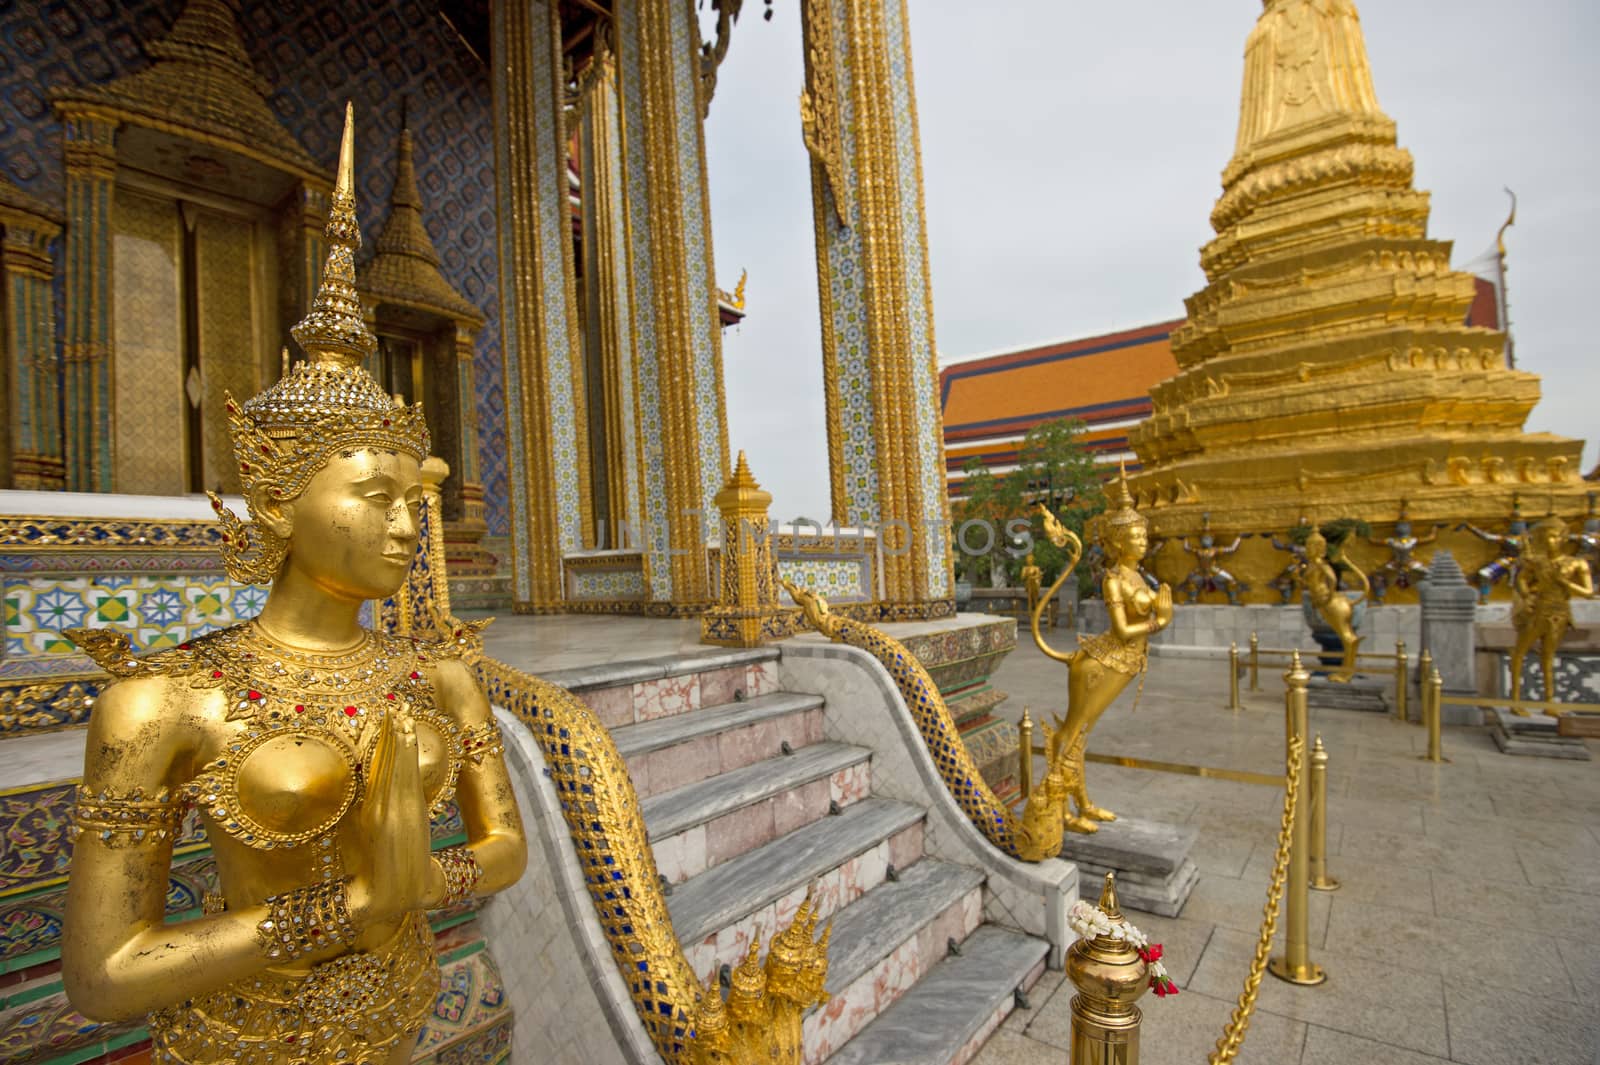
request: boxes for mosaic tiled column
[491,0,591,612]
[802,0,952,617]
[0,198,63,489]
[614,0,729,611]
[59,112,118,493]
[279,182,327,344]
[578,54,644,552]
[452,322,488,538]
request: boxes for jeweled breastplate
[72,622,465,853]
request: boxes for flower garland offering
[1068,899,1180,998]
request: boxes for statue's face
[283,448,422,601]
[1200,533,1214,548]
[1395,521,1412,537]
[1113,523,1147,564]
[1535,523,1563,558]
[1306,537,1327,560]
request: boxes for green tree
[951,458,1023,587]
[1008,418,1106,587]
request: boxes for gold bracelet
[257,879,357,960]
[460,718,505,766]
[434,845,483,905]
[71,786,186,847]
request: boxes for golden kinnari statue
[1032,465,1172,834]
[1510,517,1595,706]
[1300,529,1368,683]
[62,104,527,1064]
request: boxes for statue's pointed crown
[228,102,430,505]
[1102,460,1146,530]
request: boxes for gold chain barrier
[1245,631,1408,718]
[1208,732,1306,1064]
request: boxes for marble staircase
[555,645,1049,1065]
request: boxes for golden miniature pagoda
[1129,0,1586,598]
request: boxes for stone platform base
[1307,674,1390,713]
[1058,817,1199,917]
[1488,707,1593,760]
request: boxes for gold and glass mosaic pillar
[492,0,592,612]
[613,0,730,612]
[452,323,488,537]
[802,0,951,616]
[59,112,118,492]
[0,189,63,489]
[577,53,645,552]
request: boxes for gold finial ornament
[209,102,430,584]
[686,887,831,1065]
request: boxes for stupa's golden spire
[1127,0,1585,602]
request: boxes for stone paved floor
[974,640,1600,1065]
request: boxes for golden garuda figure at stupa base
[61,104,527,1065]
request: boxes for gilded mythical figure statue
[1570,492,1600,588]
[1177,513,1247,604]
[1265,515,1313,604]
[1366,502,1438,604]
[1032,466,1173,834]
[1020,552,1044,617]
[1300,529,1368,683]
[61,106,526,1064]
[1510,517,1595,707]
[1458,501,1528,604]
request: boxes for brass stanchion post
[1394,640,1408,723]
[1229,642,1241,710]
[1423,667,1446,763]
[1068,872,1148,1065]
[1309,735,1339,891]
[1018,707,1034,800]
[1416,648,1433,726]
[1249,631,1260,691]
[1269,651,1326,986]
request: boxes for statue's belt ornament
[148,912,438,1065]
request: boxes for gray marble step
[642,740,870,841]
[668,797,925,948]
[821,858,984,1000]
[611,691,823,759]
[825,926,1048,1065]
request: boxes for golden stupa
[1129,0,1586,600]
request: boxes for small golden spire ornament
[209,102,430,584]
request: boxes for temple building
[941,272,1506,505]
[0,3,998,1063]
[940,320,1182,500]
[1126,0,1586,599]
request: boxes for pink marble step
[673,799,926,986]
[645,742,873,885]
[571,656,781,728]
[802,859,986,1064]
[611,692,826,799]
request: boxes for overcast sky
[703,1,1598,523]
